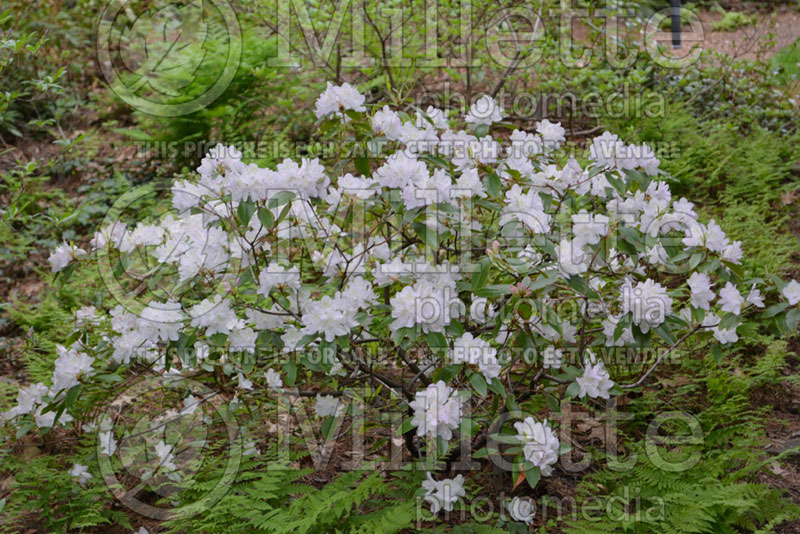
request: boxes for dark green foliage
[1,454,128,533]
[162,448,424,534]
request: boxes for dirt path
[694,7,800,60]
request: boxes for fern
[162,446,423,534]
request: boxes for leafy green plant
[711,11,757,32]
[162,449,423,534]
[1,454,128,533]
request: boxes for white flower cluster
[421,473,466,514]
[410,381,462,441]
[514,417,560,476]
[3,343,95,428]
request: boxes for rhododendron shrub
[6,83,800,519]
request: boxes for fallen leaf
[513,470,526,490]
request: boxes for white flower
[410,381,462,441]
[70,463,93,486]
[237,373,253,391]
[514,417,560,476]
[5,382,48,418]
[682,219,729,253]
[138,300,184,342]
[265,368,283,389]
[258,262,301,296]
[314,394,340,418]
[465,95,503,126]
[314,82,366,119]
[500,184,551,234]
[374,152,429,190]
[576,356,614,399]
[181,395,200,415]
[390,286,418,330]
[782,280,800,306]
[556,238,590,278]
[637,144,661,176]
[274,157,329,199]
[189,295,239,336]
[155,440,177,471]
[704,313,738,344]
[90,221,127,250]
[536,119,566,148]
[51,345,95,394]
[421,473,465,514]
[452,168,486,199]
[281,327,304,353]
[372,105,403,139]
[35,405,72,428]
[48,242,86,272]
[602,315,635,347]
[572,210,609,246]
[340,276,376,310]
[416,106,449,129]
[229,325,257,353]
[620,278,672,333]
[136,528,150,534]
[542,346,563,369]
[99,430,118,456]
[507,496,535,525]
[722,240,743,264]
[245,307,286,330]
[687,272,714,311]
[718,282,744,315]
[390,279,458,334]
[74,305,100,326]
[302,295,358,342]
[745,285,765,308]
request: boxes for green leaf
[432,364,461,383]
[484,172,501,197]
[474,284,510,298]
[267,190,296,209]
[354,157,371,176]
[524,465,541,489]
[786,308,800,332]
[528,271,558,291]
[566,381,581,397]
[652,322,677,345]
[413,222,439,251]
[275,202,293,225]
[469,372,488,397]
[257,207,274,229]
[718,312,741,331]
[237,199,256,226]
[471,257,491,292]
[710,343,723,363]
[765,302,790,318]
[425,331,448,353]
[489,433,522,445]
[488,378,506,396]
[398,416,415,435]
[284,361,297,386]
[631,324,651,348]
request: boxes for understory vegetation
[1,1,799,533]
